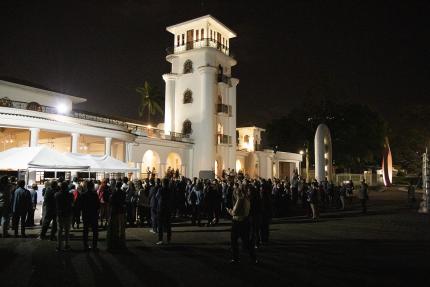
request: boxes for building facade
[0,15,301,180]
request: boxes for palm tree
[136,81,164,124]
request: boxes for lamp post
[419,147,429,213]
[300,143,310,182]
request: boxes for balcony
[166,38,231,57]
[217,134,232,145]
[216,103,232,116]
[0,98,192,143]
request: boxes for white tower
[163,15,238,178]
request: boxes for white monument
[314,123,333,182]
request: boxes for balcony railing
[166,38,231,57]
[216,103,232,116]
[0,99,192,142]
[170,131,190,140]
[217,134,232,145]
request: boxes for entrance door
[186,30,194,50]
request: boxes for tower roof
[166,15,237,38]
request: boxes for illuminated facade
[0,15,302,180]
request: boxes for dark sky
[1,0,429,127]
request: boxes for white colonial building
[0,15,301,181]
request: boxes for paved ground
[1,188,429,287]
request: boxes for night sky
[1,1,428,127]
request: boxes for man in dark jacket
[80,180,100,251]
[55,181,73,251]
[156,178,172,245]
[12,180,32,237]
[39,181,59,240]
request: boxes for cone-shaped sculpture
[314,124,333,182]
[382,137,393,186]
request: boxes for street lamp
[300,143,310,182]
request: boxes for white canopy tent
[65,153,138,173]
[0,146,90,170]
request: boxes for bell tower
[163,15,238,178]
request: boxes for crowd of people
[0,170,369,263]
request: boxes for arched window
[244,135,250,143]
[183,89,193,104]
[183,60,193,74]
[176,35,180,47]
[182,120,192,135]
[201,29,204,40]
[196,30,199,41]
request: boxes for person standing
[71,183,82,229]
[248,181,262,248]
[156,178,172,245]
[39,180,58,240]
[26,183,38,227]
[80,180,100,251]
[137,180,150,227]
[339,183,347,210]
[149,179,159,234]
[189,179,203,226]
[97,179,110,228]
[11,180,32,237]
[307,182,319,220]
[260,180,272,244]
[55,182,73,251]
[0,176,12,237]
[107,181,126,250]
[358,179,369,213]
[228,183,257,264]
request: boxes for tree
[389,104,430,174]
[136,81,164,124]
[266,99,387,172]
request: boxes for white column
[133,162,140,179]
[229,78,239,170]
[105,137,112,156]
[29,128,40,147]
[162,74,177,135]
[196,66,217,176]
[125,142,132,163]
[71,133,80,153]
